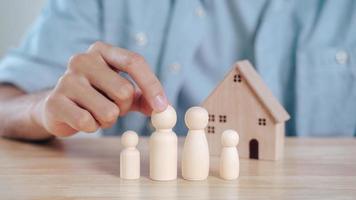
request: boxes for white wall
[0,0,46,57]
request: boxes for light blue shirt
[0,0,355,136]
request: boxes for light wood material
[202,60,290,160]
[149,105,178,180]
[219,130,239,180]
[1,137,356,199]
[182,107,210,180]
[120,131,140,179]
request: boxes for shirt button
[335,50,349,65]
[195,6,205,18]
[169,62,181,74]
[134,32,148,47]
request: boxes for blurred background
[0,0,45,58]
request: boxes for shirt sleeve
[0,0,101,93]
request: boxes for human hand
[32,41,168,137]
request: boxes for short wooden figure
[202,60,290,160]
[149,105,178,181]
[219,129,239,180]
[181,106,210,181]
[120,130,140,180]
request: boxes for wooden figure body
[219,130,239,180]
[182,107,210,180]
[202,60,290,160]
[120,130,140,180]
[149,105,178,181]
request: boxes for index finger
[88,41,168,112]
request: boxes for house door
[249,139,259,159]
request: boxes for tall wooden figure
[219,129,239,180]
[120,130,140,180]
[182,107,210,180]
[149,105,178,181]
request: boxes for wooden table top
[1,137,356,200]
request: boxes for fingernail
[154,94,168,111]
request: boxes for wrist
[28,93,54,140]
[29,96,44,130]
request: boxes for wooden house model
[202,60,290,160]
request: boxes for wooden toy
[202,60,290,160]
[181,106,210,180]
[219,129,239,180]
[149,105,178,181]
[120,130,140,180]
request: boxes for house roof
[235,60,290,123]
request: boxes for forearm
[0,85,53,141]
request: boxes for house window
[233,74,242,83]
[209,114,215,122]
[258,118,267,126]
[207,126,215,134]
[219,115,227,123]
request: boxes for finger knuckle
[45,93,62,110]
[85,124,98,133]
[58,72,75,84]
[88,41,106,51]
[88,51,102,61]
[117,83,134,101]
[76,112,93,130]
[68,53,87,72]
[57,74,82,93]
[128,52,145,66]
[101,105,120,124]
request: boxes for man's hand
[36,41,168,137]
[0,41,168,139]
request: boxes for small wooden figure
[202,60,290,160]
[149,105,178,181]
[219,129,239,180]
[120,130,140,180]
[181,106,210,181]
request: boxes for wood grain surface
[1,137,356,199]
